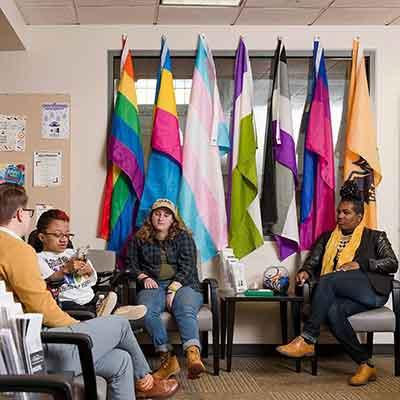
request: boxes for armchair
[127,277,220,375]
[0,331,105,400]
[297,277,400,376]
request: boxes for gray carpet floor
[151,355,399,400]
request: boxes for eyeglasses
[43,232,75,240]
[22,208,35,218]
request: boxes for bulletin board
[0,93,71,215]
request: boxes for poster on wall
[41,103,70,139]
[0,164,25,185]
[33,151,62,187]
[35,204,54,225]
[0,114,26,151]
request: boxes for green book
[244,289,274,297]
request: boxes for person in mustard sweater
[0,183,178,400]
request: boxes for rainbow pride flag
[136,37,182,226]
[178,34,229,262]
[100,36,144,253]
[300,39,335,250]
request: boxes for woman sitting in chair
[29,209,146,321]
[277,180,398,386]
[125,198,205,380]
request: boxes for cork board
[0,93,70,214]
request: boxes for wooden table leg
[292,301,301,373]
[220,298,226,360]
[226,301,236,372]
[280,301,288,344]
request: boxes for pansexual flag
[136,36,182,226]
[227,37,263,259]
[344,38,381,228]
[99,36,145,253]
[178,34,229,262]
[260,38,299,260]
[300,39,335,250]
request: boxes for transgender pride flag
[300,39,335,250]
[178,34,229,262]
[136,37,182,226]
[99,36,144,253]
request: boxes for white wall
[0,24,399,344]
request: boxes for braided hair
[339,180,364,216]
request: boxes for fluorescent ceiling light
[161,0,242,6]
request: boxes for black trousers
[302,270,388,364]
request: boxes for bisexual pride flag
[300,39,335,250]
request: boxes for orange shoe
[136,377,179,398]
[349,363,377,386]
[276,336,315,358]
[186,345,206,379]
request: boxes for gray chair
[298,278,400,376]
[128,278,220,375]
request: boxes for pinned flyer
[41,103,70,139]
[33,151,62,187]
[0,114,26,151]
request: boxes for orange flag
[344,38,382,228]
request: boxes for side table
[220,291,304,372]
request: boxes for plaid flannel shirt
[125,231,201,292]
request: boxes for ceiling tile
[19,6,77,25]
[314,7,400,25]
[77,6,155,24]
[236,7,320,25]
[75,0,156,6]
[157,5,238,24]
[244,0,332,8]
[15,0,72,6]
[332,1,400,7]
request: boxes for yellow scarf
[321,217,365,276]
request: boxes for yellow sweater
[0,231,78,327]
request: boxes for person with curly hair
[125,199,205,380]
[276,180,398,386]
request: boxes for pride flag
[178,34,229,262]
[344,38,381,228]
[300,39,335,250]
[99,36,145,253]
[136,37,182,226]
[260,38,299,261]
[227,38,263,259]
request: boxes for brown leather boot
[348,363,377,386]
[152,352,180,380]
[136,377,179,399]
[186,345,206,379]
[276,336,315,358]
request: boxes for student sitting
[29,209,146,320]
[0,183,178,399]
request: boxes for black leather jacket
[299,228,398,296]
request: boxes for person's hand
[74,262,92,276]
[296,271,310,286]
[166,291,175,311]
[62,258,81,274]
[143,277,159,289]
[337,261,360,272]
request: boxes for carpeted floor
[150,355,400,400]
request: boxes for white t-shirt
[37,249,97,305]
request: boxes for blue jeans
[45,315,151,400]
[137,281,203,352]
[302,270,388,364]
